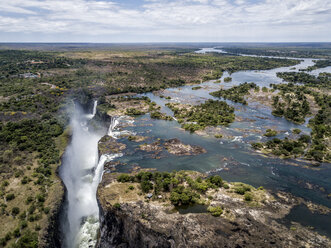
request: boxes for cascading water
[59,101,122,248]
[108,116,136,138]
[85,100,98,120]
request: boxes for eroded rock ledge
[97,172,331,248]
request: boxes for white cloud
[0,0,330,41]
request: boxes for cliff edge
[97,171,331,248]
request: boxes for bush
[292,128,301,134]
[128,185,134,190]
[140,180,153,193]
[117,174,132,183]
[2,180,9,187]
[20,221,28,229]
[244,192,253,201]
[12,207,20,216]
[264,129,277,137]
[207,175,223,187]
[298,134,310,144]
[113,203,120,209]
[234,184,251,195]
[207,206,223,216]
[6,193,15,201]
[12,229,38,248]
[13,228,20,238]
[224,77,232,82]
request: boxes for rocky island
[97,171,331,248]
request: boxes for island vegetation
[166,100,235,132]
[276,72,331,89]
[252,83,331,163]
[210,82,258,105]
[116,170,261,212]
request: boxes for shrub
[251,142,263,149]
[234,184,251,195]
[207,175,223,187]
[113,203,120,209]
[224,77,232,82]
[20,221,28,229]
[207,206,223,216]
[244,192,253,201]
[26,196,34,204]
[12,207,20,216]
[140,180,153,193]
[264,129,277,137]
[13,229,38,248]
[13,228,20,238]
[6,193,15,201]
[117,174,132,183]
[36,194,45,202]
[2,181,9,187]
[128,185,134,190]
[292,128,301,134]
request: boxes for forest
[222,46,331,59]
[277,72,331,89]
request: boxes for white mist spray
[60,101,122,248]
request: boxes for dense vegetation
[210,82,258,105]
[304,60,331,71]
[276,72,331,89]
[166,100,235,132]
[222,46,331,59]
[270,83,311,124]
[253,83,331,162]
[150,111,173,121]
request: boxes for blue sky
[0,0,330,42]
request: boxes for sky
[0,0,330,42]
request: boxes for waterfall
[108,116,136,139]
[60,102,123,248]
[108,116,120,138]
[86,100,98,120]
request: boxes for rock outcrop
[98,135,126,156]
[164,138,206,156]
[97,173,331,248]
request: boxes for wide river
[112,48,331,237]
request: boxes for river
[59,48,331,246]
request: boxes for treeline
[0,50,87,77]
[222,47,331,59]
[276,72,330,89]
[304,60,331,71]
[210,82,258,105]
